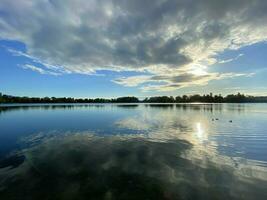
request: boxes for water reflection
[0,104,105,113]
[195,122,205,140]
[113,104,267,167]
[0,132,267,200]
[0,103,246,113]
[0,103,267,199]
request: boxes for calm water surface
[0,103,267,199]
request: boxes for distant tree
[116,97,139,103]
[0,93,3,103]
[182,95,188,102]
[175,96,183,103]
[0,92,267,104]
[214,94,224,103]
[225,93,246,103]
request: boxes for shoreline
[1,102,267,107]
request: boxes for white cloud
[0,0,266,90]
[114,71,255,91]
[218,54,244,64]
[20,64,60,76]
[112,75,152,87]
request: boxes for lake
[0,103,267,199]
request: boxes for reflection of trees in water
[144,103,226,112]
[225,104,247,113]
[176,103,224,113]
[0,134,266,200]
[0,104,140,114]
[115,104,139,109]
[0,104,105,114]
[0,103,249,115]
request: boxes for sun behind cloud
[0,0,267,91]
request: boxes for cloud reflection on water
[1,103,267,199]
[0,132,267,200]
[114,109,267,182]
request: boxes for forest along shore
[1,92,267,104]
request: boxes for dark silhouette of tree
[143,96,175,103]
[0,92,267,104]
[116,97,139,103]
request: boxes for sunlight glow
[196,122,204,140]
[190,68,208,76]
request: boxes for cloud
[0,0,267,90]
[20,64,60,76]
[112,75,152,87]
[218,54,244,64]
[114,72,255,91]
[7,48,69,73]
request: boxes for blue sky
[1,0,267,98]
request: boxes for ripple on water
[0,133,267,200]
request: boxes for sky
[0,0,267,98]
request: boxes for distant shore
[1,92,267,104]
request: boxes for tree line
[0,92,267,104]
[144,93,267,103]
[0,93,139,104]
